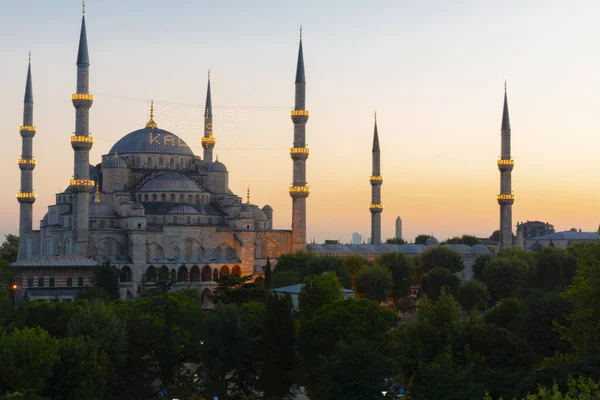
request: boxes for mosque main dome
[109,127,194,156]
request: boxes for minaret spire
[497,82,515,249]
[146,100,158,128]
[201,69,216,162]
[17,53,37,261]
[369,112,383,245]
[289,28,310,251]
[246,185,250,204]
[70,8,95,257]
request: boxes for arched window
[220,265,230,276]
[232,265,242,277]
[195,195,200,203]
[147,157,153,167]
[201,266,212,281]
[179,194,184,202]
[170,194,176,202]
[136,156,140,167]
[152,194,157,201]
[190,266,200,282]
[200,288,211,307]
[170,158,174,168]
[137,194,141,201]
[159,157,164,168]
[177,266,188,282]
[158,266,169,283]
[186,216,191,224]
[146,266,157,282]
[161,194,166,201]
[144,194,149,201]
[120,266,132,283]
[212,269,219,281]
[188,194,193,202]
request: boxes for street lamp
[382,391,388,397]
[11,284,17,290]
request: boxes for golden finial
[145,100,158,129]
[28,50,31,62]
[374,110,377,121]
[504,80,507,92]
[300,25,303,39]
[208,68,210,80]
[94,181,100,203]
[82,0,85,15]
[246,185,250,204]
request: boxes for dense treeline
[1,234,600,399]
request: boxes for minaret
[289,26,310,252]
[395,216,402,240]
[369,112,383,245]
[201,70,215,162]
[497,82,515,249]
[70,7,95,257]
[16,52,37,261]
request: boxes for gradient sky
[1,0,599,243]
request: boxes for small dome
[89,203,117,218]
[425,236,439,246]
[378,244,402,252]
[207,161,227,172]
[262,204,273,211]
[104,157,127,169]
[167,204,199,214]
[307,243,325,252]
[132,202,144,210]
[139,173,202,192]
[252,207,267,221]
[324,244,352,252]
[471,244,490,254]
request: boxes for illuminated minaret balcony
[369,203,384,213]
[16,191,36,203]
[291,109,310,123]
[289,184,310,199]
[369,175,383,186]
[201,136,216,148]
[19,125,36,138]
[17,158,37,171]
[497,194,515,206]
[71,93,94,107]
[69,179,95,193]
[497,158,514,172]
[70,135,95,150]
[290,147,309,160]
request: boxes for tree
[355,264,394,304]
[484,377,600,400]
[443,235,480,246]
[12,300,73,338]
[472,254,492,280]
[46,336,113,400]
[298,271,343,317]
[259,294,296,400]
[386,237,407,245]
[86,261,120,301]
[483,297,522,329]
[0,327,59,394]
[415,234,431,245]
[0,234,20,263]
[213,274,266,306]
[264,258,272,289]
[67,299,128,367]
[376,251,415,302]
[322,341,388,400]
[420,246,464,273]
[422,267,460,301]
[458,280,489,311]
[479,257,530,302]
[559,241,600,356]
[343,255,371,288]
[270,270,300,288]
[533,247,577,290]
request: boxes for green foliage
[264,258,272,289]
[443,235,481,246]
[0,234,20,263]
[386,237,407,245]
[533,247,577,291]
[321,341,388,400]
[415,234,431,245]
[86,261,121,301]
[270,270,300,288]
[473,254,492,280]
[12,300,73,338]
[355,264,394,303]
[484,297,522,328]
[479,257,530,302]
[485,377,600,400]
[0,327,59,393]
[298,271,344,317]
[376,251,415,300]
[46,336,112,400]
[274,251,352,288]
[458,279,489,311]
[213,274,266,306]
[67,299,128,367]
[422,266,460,301]
[420,246,464,273]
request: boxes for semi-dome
[109,127,194,156]
[104,157,127,168]
[471,244,491,254]
[425,236,439,246]
[252,207,267,221]
[262,204,273,210]
[132,202,144,210]
[139,173,202,192]
[89,203,117,218]
[167,204,199,214]
[207,161,227,172]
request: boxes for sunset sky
[1,0,599,243]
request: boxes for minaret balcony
[70,135,95,150]
[370,175,383,186]
[291,109,309,123]
[16,191,36,203]
[289,184,310,199]
[290,147,309,160]
[19,126,36,138]
[497,158,514,172]
[71,93,94,107]
[18,158,37,170]
[369,203,384,213]
[497,194,515,206]
[69,179,95,193]
[201,136,216,148]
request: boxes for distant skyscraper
[369,113,383,245]
[395,216,402,240]
[352,232,363,245]
[497,83,515,249]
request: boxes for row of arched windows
[142,265,242,283]
[134,156,193,170]
[137,193,209,203]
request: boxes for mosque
[11,11,310,303]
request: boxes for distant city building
[524,229,598,250]
[352,232,363,245]
[516,220,555,249]
[395,217,402,240]
[367,237,372,244]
